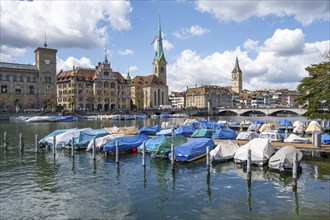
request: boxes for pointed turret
[126,68,131,81]
[231,56,242,73]
[156,13,164,61]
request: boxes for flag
[150,35,157,45]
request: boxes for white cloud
[117,49,134,56]
[127,65,138,73]
[0,45,28,63]
[263,29,305,56]
[195,1,329,25]
[168,28,329,92]
[243,39,259,52]
[0,1,132,49]
[57,56,94,73]
[173,25,210,39]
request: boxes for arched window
[104,81,109,88]
[0,74,2,81]
[154,91,157,106]
[33,76,37,82]
[15,84,22,93]
[29,85,34,94]
[49,76,52,83]
[19,76,24,82]
[6,75,10,81]
[46,85,51,94]
[1,84,7,93]
[45,76,48,83]
[27,76,31,82]
[13,75,17,81]
[110,82,116,89]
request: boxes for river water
[0,116,329,219]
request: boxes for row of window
[1,84,52,94]
[0,74,52,83]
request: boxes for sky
[1,0,329,92]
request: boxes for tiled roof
[0,62,38,71]
[186,85,231,96]
[57,68,95,81]
[131,74,166,87]
[113,71,126,84]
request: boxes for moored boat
[168,138,215,162]
[268,146,302,172]
[210,140,240,162]
[103,134,150,153]
[234,138,275,166]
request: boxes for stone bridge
[218,108,307,116]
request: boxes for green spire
[156,13,164,60]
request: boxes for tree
[296,54,330,119]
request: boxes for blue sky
[1,0,329,92]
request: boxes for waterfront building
[57,55,130,111]
[0,46,57,112]
[169,91,185,109]
[185,85,234,109]
[131,14,169,110]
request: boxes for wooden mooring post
[292,152,298,190]
[171,144,175,170]
[71,137,75,158]
[116,141,119,164]
[35,134,38,153]
[247,149,252,187]
[4,131,8,150]
[53,136,56,156]
[206,146,210,173]
[142,142,146,167]
[19,133,24,151]
[93,138,96,160]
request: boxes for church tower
[231,56,242,94]
[153,13,167,85]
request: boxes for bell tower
[231,56,242,94]
[152,13,167,85]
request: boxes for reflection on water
[0,119,329,219]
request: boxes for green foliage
[296,61,330,119]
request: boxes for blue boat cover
[279,119,293,126]
[137,135,166,152]
[211,127,237,139]
[174,125,197,137]
[156,128,173,136]
[321,133,330,144]
[39,128,74,145]
[103,134,151,152]
[49,116,78,121]
[255,120,264,125]
[168,138,215,162]
[67,128,109,149]
[160,114,171,118]
[138,125,162,135]
[199,120,219,129]
[326,121,330,128]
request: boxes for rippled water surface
[0,118,329,219]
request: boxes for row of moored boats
[38,119,329,172]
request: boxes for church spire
[156,12,164,61]
[231,56,242,73]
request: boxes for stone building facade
[185,85,234,109]
[57,56,130,112]
[0,47,57,112]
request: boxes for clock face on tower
[232,73,237,80]
[44,59,51,65]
